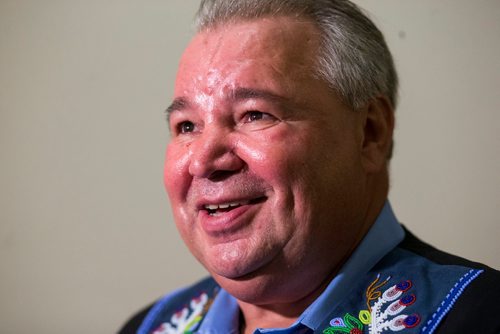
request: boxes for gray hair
[195,0,398,111]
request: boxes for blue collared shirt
[197,202,405,334]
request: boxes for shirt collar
[198,201,405,333]
[198,288,240,334]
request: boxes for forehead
[174,17,321,96]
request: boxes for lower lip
[198,202,262,235]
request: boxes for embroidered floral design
[324,313,363,334]
[152,293,210,334]
[323,274,420,334]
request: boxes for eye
[243,110,274,123]
[177,121,195,134]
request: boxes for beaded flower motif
[323,274,420,334]
[152,293,210,334]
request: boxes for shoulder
[397,227,500,334]
[118,276,220,334]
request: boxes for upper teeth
[204,201,249,210]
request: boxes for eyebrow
[165,97,190,122]
[165,87,287,121]
[229,87,286,104]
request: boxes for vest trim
[421,269,483,334]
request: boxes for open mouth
[203,197,266,216]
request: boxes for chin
[212,271,278,303]
[204,254,267,280]
[199,233,283,277]
[204,251,295,305]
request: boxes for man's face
[164,17,370,301]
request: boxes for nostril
[207,170,238,182]
[188,135,245,178]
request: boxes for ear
[360,96,395,173]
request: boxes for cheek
[164,144,197,238]
[164,142,191,201]
[236,130,311,203]
[236,125,305,166]
[235,134,291,186]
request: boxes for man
[120,1,500,333]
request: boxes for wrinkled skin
[164,16,391,318]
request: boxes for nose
[188,128,244,180]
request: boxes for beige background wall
[1,1,498,333]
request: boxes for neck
[238,304,297,334]
[237,281,324,333]
[237,256,344,333]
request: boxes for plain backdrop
[1,1,499,333]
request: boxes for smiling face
[164,17,378,303]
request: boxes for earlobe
[361,96,395,173]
